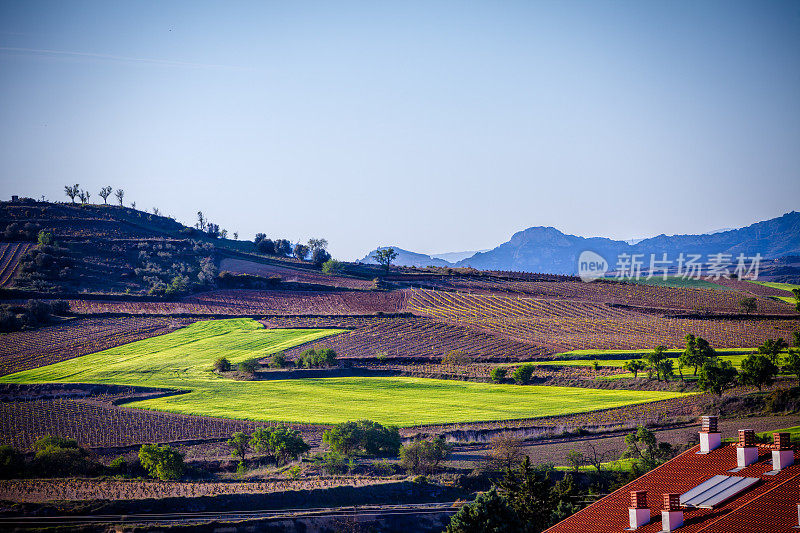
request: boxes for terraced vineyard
[0,316,194,376]
[407,288,800,351]
[220,257,372,290]
[60,289,406,315]
[281,316,550,362]
[405,277,793,314]
[0,241,33,287]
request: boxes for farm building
[545,417,800,533]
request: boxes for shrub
[270,352,291,368]
[512,364,535,385]
[238,357,259,374]
[322,259,344,275]
[322,420,401,457]
[442,350,471,366]
[214,357,232,372]
[297,348,337,368]
[490,367,507,383]
[0,445,23,479]
[249,426,310,465]
[400,436,452,474]
[313,451,350,475]
[138,444,184,480]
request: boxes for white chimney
[772,433,794,470]
[699,416,721,454]
[628,491,650,529]
[661,493,683,532]
[737,429,758,468]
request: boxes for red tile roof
[545,442,800,533]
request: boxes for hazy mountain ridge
[456,211,800,274]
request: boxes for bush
[214,357,232,372]
[249,426,310,465]
[400,436,452,474]
[442,350,471,366]
[270,352,291,368]
[322,420,401,457]
[32,435,90,477]
[238,357,259,374]
[490,367,508,383]
[138,444,184,480]
[512,364,535,384]
[322,259,344,275]
[313,451,351,475]
[297,348,337,368]
[0,445,23,478]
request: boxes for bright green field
[0,319,691,427]
[748,281,800,304]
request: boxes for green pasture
[0,319,691,427]
[748,281,800,305]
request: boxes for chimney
[737,429,758,468]
[772,432,794,470]
[661,493,683,532]
[628,491,650,529]
[699,416,721,454]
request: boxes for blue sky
[1,1,798,260]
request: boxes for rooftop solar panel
[680,475,759,509]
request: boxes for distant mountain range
[359,212,800,275]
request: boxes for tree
[680,335,715,375]
[114,189,124,206]
[311,248,331,266]
[445,488,522,533]
[698,359,738,396]
[623,359,647,378]
[64,184,80,203]
[372,247,398,274]
[250,426,310,465]
[255,236,275,255]
[566,449,584,473]
[739,297,757,315]
[483,434,525,472]
[196,211,206,232]
[583,441,611,473]
[400,436,451,474]
[323,420,400,457]
[228,431,250,461]
[138,444,184,480]
[512,363,535,385]
[293,243,309,261]
[783,349,800,384]
[490,366,508,383]
[274,239,292,256]
[794,288,800,312]
[645,345,670,381]
[739,353,779,390]
[99,186,112,204]
[37,230,54,246]
[205,222,220,238]
[307,238,328,253]
[622,426,674,472]
[495,456,555,533]
[757,338,788,365]
[322,259,344,275]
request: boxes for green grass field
[0,319,691,426]
[747,281,800,305]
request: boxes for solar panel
[680,475,759,509]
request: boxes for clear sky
[1,1,798,260]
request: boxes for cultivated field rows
[0,241,33,287]
[220,257,373,290]
[407,289,800,351]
